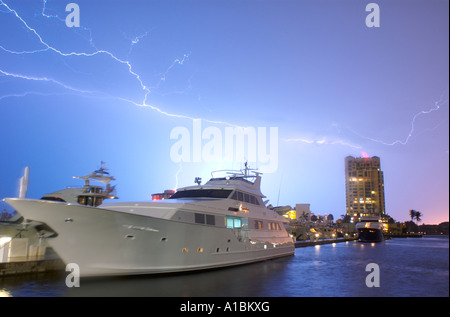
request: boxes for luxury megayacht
[5,165,294,277]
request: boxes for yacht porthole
[64,218,73,223]
[160,237,167,242]
[125,234,135,240]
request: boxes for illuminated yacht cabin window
[226,216,242,229]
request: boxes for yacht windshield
[169,189,232,199]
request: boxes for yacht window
[195,213,215,226]
[226,216,242,229]
[206,214,215,225]
[170,189,232,199]
[231,191,260,206]
[94,197,103,206]
[41,196,66,202]
[269,222,280,230]
[78,196,86,205]
[195,213,205,224]
[254,220,263,230]
[77,196,103,207]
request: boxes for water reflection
[0,289,11,297]
[67,258,292,297]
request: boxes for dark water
[1,236,448,297]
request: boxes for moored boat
[356,216,384,242]
[4,164,294,277]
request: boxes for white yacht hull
[5,198,294,277]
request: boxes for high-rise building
[345,156,386,220]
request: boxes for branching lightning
[0,0,371,152]
[2,0,445,162]
[282,136,363,149]
[1,0,148,101]
[0,68,102,96]
[0,0,236,127]
[348,93,449,147]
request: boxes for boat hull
[357,228,384,242]
[5,198,294,277]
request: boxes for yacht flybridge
[40,163,118,206]
[5,164,294,277]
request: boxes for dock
[294,237,357,248]
[385,233,423,238]
[0,236,65,276]
[0,258,65,276]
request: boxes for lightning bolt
[0,0,236,127]
[348,92,449,146]
[0,0,149,101]
[282,92,449,152]
[0,0,402,162]
[126,30,151,57]
[282,136,362,149]
[0,68,102,95]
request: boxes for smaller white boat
[40,162,118,206]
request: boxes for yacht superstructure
[40,163,118,206]
[355,216,384,242]
[4,165,294,277]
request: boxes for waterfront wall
[0,258,65,276]
[295,237,357,248]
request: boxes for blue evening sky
[0,0,448,224]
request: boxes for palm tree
[414,211,422,224]
[409,209,417,221]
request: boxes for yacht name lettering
[122,224,159,232]
[180,301,214,314]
